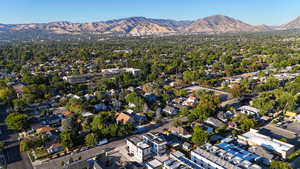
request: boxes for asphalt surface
[0,105,33,169]
[35,118,175,169]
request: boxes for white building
[163,151,203,169]
[126,136,152,162]
[143,132,167,156]
[191,143,262,169]
[238,106,260,118]
[238,129,295,159]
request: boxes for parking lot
[260,124,300,149]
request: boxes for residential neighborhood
[1,8,300,169]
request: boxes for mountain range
[0,15,300,36]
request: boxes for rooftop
[239,129,294,153]
[127,136,143,145]
[192,146,242,169]
[193,143,263,169]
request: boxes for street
[0,105,33,169]
[35,117,175,169]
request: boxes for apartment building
[127,136,152,163]
[143,132,167,156]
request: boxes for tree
[240,118,257,131]
[61,117,79,132]
[192,126,209,146]
[66,98,84,113]
[229,84,242,97]
[183,71,198,82]
[5,113,28,131]
[0,86,15,104]
[60,130,74,148]
[0,141,4,152]
[126,92,145,112]
[85,133,98,146]
[12,98,26,112]
[191,91,220,122]
[233,113,257,131]
[91,112,113,131]
[172,119,182,127]
[20,139,30,152]
[270,161,292,169]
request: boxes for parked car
[98,139,108,146]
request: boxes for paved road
[35,118,174,169]
[183,85,233,98]
[0,105,33,169]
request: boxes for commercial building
[238,129,295,159]
[163,151,203,169]
[63,73,102,84]
[191,143,262,169]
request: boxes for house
[116,112,136,124]
[217,111,234,122]
[116,112,147,125]
[182,96,197,107]
[36,126,55,134]
[171,97,184,104]
[42,114,61,126]
[126,136,152,163]
[12,84,24,98]
[143,132,167,156]
[133,113,148,125]
[204,117,225,129]
[163,106,178,115]
[238,106,260,118]
[95,103,107,112]
[47,143,64,154]
[144,93,157,102]
[170,126,192,138]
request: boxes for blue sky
[1,0,299,25]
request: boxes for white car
[98,139,108,146]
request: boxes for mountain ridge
[0,15,299,36]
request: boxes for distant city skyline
[1,0,299,25]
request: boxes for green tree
[91,112,113,131]
[270,161,292,169]
[85,133,98,146]
[240,118,257,131]
[191,91,220,121]
[60,130,74,148]
[20,139,30,152]
[183,71,198,82]
[192,126,209,146]
[66,98,84,113]
[5,113,28,131]
[0,86,15,104]
[0,141,4,152]
[126,92,145,112]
